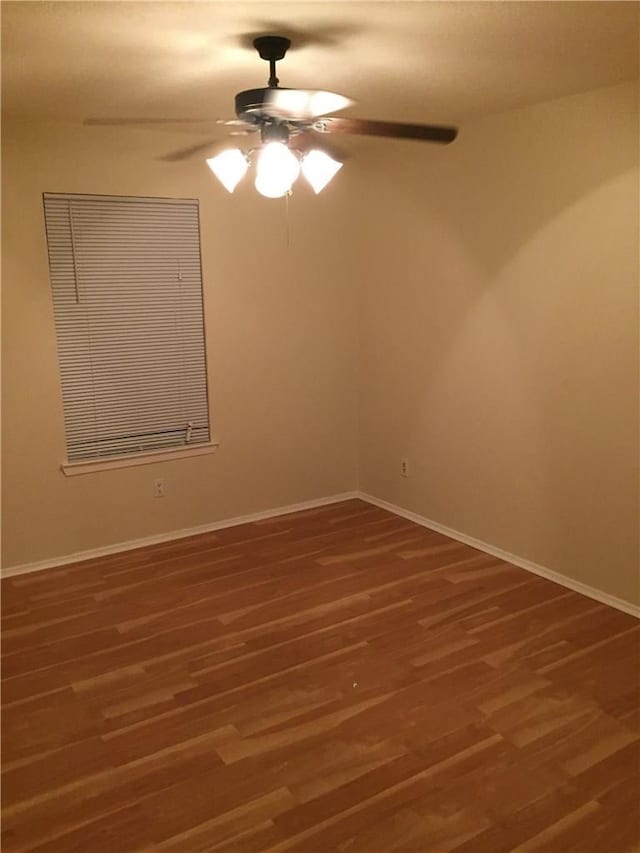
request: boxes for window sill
[61,440,220,476]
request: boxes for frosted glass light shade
[301,149,343,194]
[255,142,300,198]
[254,172,290,199]
[206,149,248,193]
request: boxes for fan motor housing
[235,87,292,123]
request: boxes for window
[43,192,211,467]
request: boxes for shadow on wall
[374,84,638,279]
[359,83,639,593]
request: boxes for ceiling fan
[86,36,458,197]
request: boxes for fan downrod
[253,36,291,88]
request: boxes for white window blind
[43,192,211,463]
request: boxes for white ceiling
[2,1,638,131]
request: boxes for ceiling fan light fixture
[254,142,300,198]
[206,148,248,192]
[301,149,343,194]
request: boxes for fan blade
[265,89,353,120]
[288,130,348,162]
[160,139,227,162]
[84,117,245,127]
[312,117,458,144]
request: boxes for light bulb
[206,149,248,193]
[255,142,300,198]
[301,149,343,194]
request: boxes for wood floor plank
[2,499,638,851]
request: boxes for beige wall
[358,82,640,605]
[3,82,638,608]
[1,120,360,567]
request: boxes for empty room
[1,1,639,850]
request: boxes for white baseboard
[1,491,359,579]
[357,492,640,619]
[5,490,638,620]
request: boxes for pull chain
[285,190,290,249]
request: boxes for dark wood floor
[2,499,639,852]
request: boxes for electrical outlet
[153,478,166,498]
[400,458,409,477]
